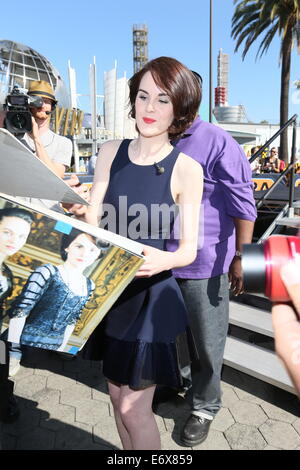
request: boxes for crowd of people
[246,145,286,175]
[0,59,299,451]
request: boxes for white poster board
[0,128,87,204]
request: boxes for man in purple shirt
[167,78,256,446]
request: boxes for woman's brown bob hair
[128,56,201,139]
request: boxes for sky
[1,0,299,124]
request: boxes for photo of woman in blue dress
[7,228,101,352]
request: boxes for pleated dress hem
[102,328,196,390]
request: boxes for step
[276,216,300,228]
[224,336,295,394]
[229,301,273,337]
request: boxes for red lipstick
[6,245,16,251]
[143,117,156,124]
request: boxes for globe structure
[0,39,70,108]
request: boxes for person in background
[0,80,89,213]
[24,80,71,177]
[0,80,72,180]
[262,147,281,173]
[279,158,286,173]
[165,72,256,447]
[249,146,261,174]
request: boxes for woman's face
[0,216,31,257]
[65,233,100,270]
[134,71,174,138]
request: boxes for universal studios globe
[0,40,70,108]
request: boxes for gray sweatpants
[177,274,229,419]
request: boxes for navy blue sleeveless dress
[85,139,196,389]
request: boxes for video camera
[242,234,300,302]
[4,86,43,136]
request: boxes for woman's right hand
[135,245,175,278]
[272,259,300,395]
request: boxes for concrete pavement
[1,348,300,450]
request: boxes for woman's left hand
[136,245,174,278]
[62,174,90,216]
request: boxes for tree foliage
[232,0,300,60]
[231,1,300,162]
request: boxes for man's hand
[0,110,7,128]
[230,218,255,296]
[29,116,39,141]
[228,256,244,296]
[62,174,90,217]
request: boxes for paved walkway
[1,348,300,451]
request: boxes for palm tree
[232,0,300,163]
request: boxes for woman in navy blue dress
[85,57,203,450]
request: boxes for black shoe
[1,395,20,424]
[180,414,212,446]
[152,387,181,406]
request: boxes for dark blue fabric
[8,264,94,350]
[101,139,179,249]
[85,140,195,389]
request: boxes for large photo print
[0,195,144,355]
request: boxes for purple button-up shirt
[167,117,257,279]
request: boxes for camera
[242,235,300,302]
[4,86,43,135]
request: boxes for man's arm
[1,110,65,178]
[30,118,65,178]
[229,218,254,296]
[213,135,256,295]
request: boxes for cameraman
[0,80,71,178]
[272,259,300,396]
[0,82,87,423]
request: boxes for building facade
[132,24,148,74]
[0,40,70,108]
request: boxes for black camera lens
[242,243,266,293]
[5,111,32,134]
[10,113,28,130]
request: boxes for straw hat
[27,80,57,104]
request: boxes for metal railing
[250,114,298,216]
